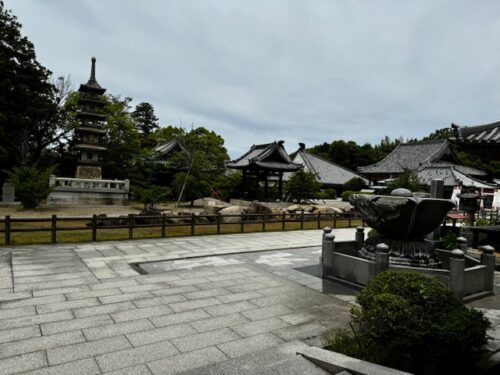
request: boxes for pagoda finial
[90,57,96,82]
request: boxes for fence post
[128,214,134,239]
[191,213,195,236]
[262,214,266,232]
[333,212,337,228]
[282,211,286,230]
[348,214,352,227]
[481,245,496,293]
[317,212,321,229]
[240,213,244,233]
[216,213,221,235]
[51,215,57,244]
[92,215,97,241]
[300,210,304,230]
[5,215,11,246]
[450,249,465,300]
[161,214,166,238]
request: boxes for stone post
[355,226,365,250]
[450,249,465,300]
[457,236,468,255]
[1,183,14,202]
[124,179,130,192]
[322,227,332,242]
[321,232,335,278]
[480,245,496,293]
[374,243,389,275]
[427,179,444,241]
[49,175,56,188]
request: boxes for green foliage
[307,137,401,172]
[475,218,490,227]
[8,165,54,208]
[315,191,329,199]
[442,231,457,250]
[101,95,146,184]
[131,102,159,136]
[458,151,500,179]
[285,170,320,200]
[212,172,243,202]
[163,127,229,204]
[324,188,337,199]
[343,177,365,192]
[386,169,421,192]
[134,185,171,209]
[328,270,490,374]
[0,1,59,184]
[367,229,378,238]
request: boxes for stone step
[176,341,333,375]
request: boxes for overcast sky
[7,0,500,158]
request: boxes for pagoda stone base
[48,176,129,206]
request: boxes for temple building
[451,121,500,160]
[358,140,486,182]
[285,143,368,191]
[226,141,302,200]
[74,57,107,179]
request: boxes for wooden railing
[0,212,364,246]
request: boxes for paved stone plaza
[0,229,357,374]
[1,228,500,374]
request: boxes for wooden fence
[0,211,364,246]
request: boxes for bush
[442,231,457,250]
[475,218,490,226]
[344,177,365,192]
[367,229,378,238]
[8,165,54,209]
[341,190,354,201]
[328,270,490,374]
[134,185,171,210]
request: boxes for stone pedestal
[2,183,14,202]
[48,176,129,206]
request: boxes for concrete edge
[297,346,413,375]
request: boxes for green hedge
[327,270,490,374]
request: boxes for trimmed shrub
[328,270,490,374]
[8,165,54,209]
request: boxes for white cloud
[8,0,500,158]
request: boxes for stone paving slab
[0,229,364,374]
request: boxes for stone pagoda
[47,58,129,206]
[75,57,107,180]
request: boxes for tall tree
[132,102,159,135]
[0,1,58,184]
[154,126,229,205]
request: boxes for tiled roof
[452,121,500,143]
[417,165,495,188]
[226,141,303,172]
[153,139,185,157]
[426,162,487,177]
[286,149,368,186]
[358,140,458,174]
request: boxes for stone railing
[321,227,496,301]
[49,175,130,192]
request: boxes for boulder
[219,206,248,223]
[311,206,343,215]
[203,205,227,216]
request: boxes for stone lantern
[457,192,482,226]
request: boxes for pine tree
[0,1,58,184]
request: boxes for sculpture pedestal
[360,235,442,268]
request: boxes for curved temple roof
[358,140,459,175]
[226,141,302,172]
[451,121,500,144]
